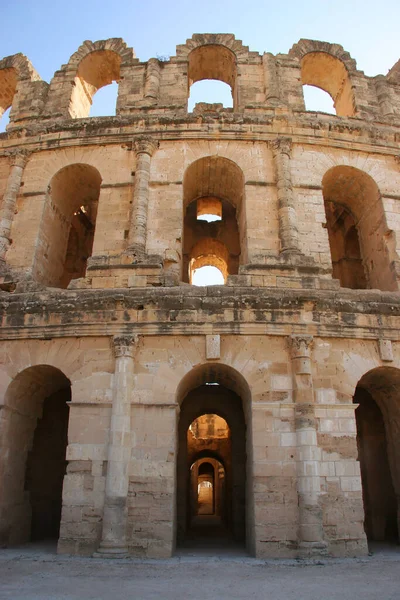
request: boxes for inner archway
[182,157,244,283]
[0,365,71,547]
[353,367,400,548]
[176,364,253,555]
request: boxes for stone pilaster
[96,335,136,557]
[288,334,327,557]
[271,138,300,255]
[375,75,393,117]
[263,53,281,104]
[144,59,162,101]
[127,137,159,260]
[0,151,30,264]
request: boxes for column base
[93,543,130,559]
[297,540,328,559]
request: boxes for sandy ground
[0,543,399,600]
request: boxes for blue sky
[2,0,399,83]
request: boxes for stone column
[288,334,327,557]
[0,151,30,264]
[96,335,136,557]
[144,59,162,101]
[263,53,281,104]
[127,137,159,259]
[271,138,300,255]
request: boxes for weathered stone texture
[1,34,400,560]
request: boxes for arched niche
[34,163,102,288]
[70,50,121,118]
[301,52,355,117]
[182,156,244,283]
[322,165,395,291]
[0,365,71,546]
[188,45,237,110]
[353,366,400,545]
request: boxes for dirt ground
[0,543,399,600]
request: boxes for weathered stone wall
[1,34,400,560]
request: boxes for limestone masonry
[0,34,400,559]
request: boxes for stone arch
[0,53,41,121]
[176,362,254,554]
[189,238,229,283]
[289,40,357,117]
[322,165,396,290]
[33,163,102,288]
[0,365,71,546]
[175,34,259,112]
[67,40,133,119]
[176,34,255,63]
[182,156,244,283]
[353,366,400,544]
[47,39,135,119]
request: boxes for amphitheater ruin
[0,34,400,559]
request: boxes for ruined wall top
[1,33,400,131]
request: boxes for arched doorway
[176,364,253,555]
[0,365,71,546]
[353,367,400,547]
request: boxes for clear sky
[2,0,399,82]
[1,0,399,283]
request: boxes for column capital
[270,137,292,157]
[113,335,138,359]
[133,136,159,157]
[3,149,32,168]
[288,334,313,359]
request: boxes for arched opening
[188,80,233,112]
[322,166,395,290]
[0,67,18,130]
[34,163,102,288]
[301,52,355,117]
[188,45,237,111]
[0,106,11,133]
[69,50,121,119]
[176,364,253,555]
[182,157,244,284]
[89,81,119,117]
[353,367,400,549]
[303,84,335,114]
[0,365,71,547]
[192,265,225,286]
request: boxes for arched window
[187,45,237,111]
[89,81,119,117]
[322,166,394,290]
[301,52,355,117]
[182,156,244,284]
[302,84,335,114]
[0,67,18,130]
[69,50,121,118]
[34,163,101,288]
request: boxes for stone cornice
[1,287,400,341]
[1,113,400,159]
